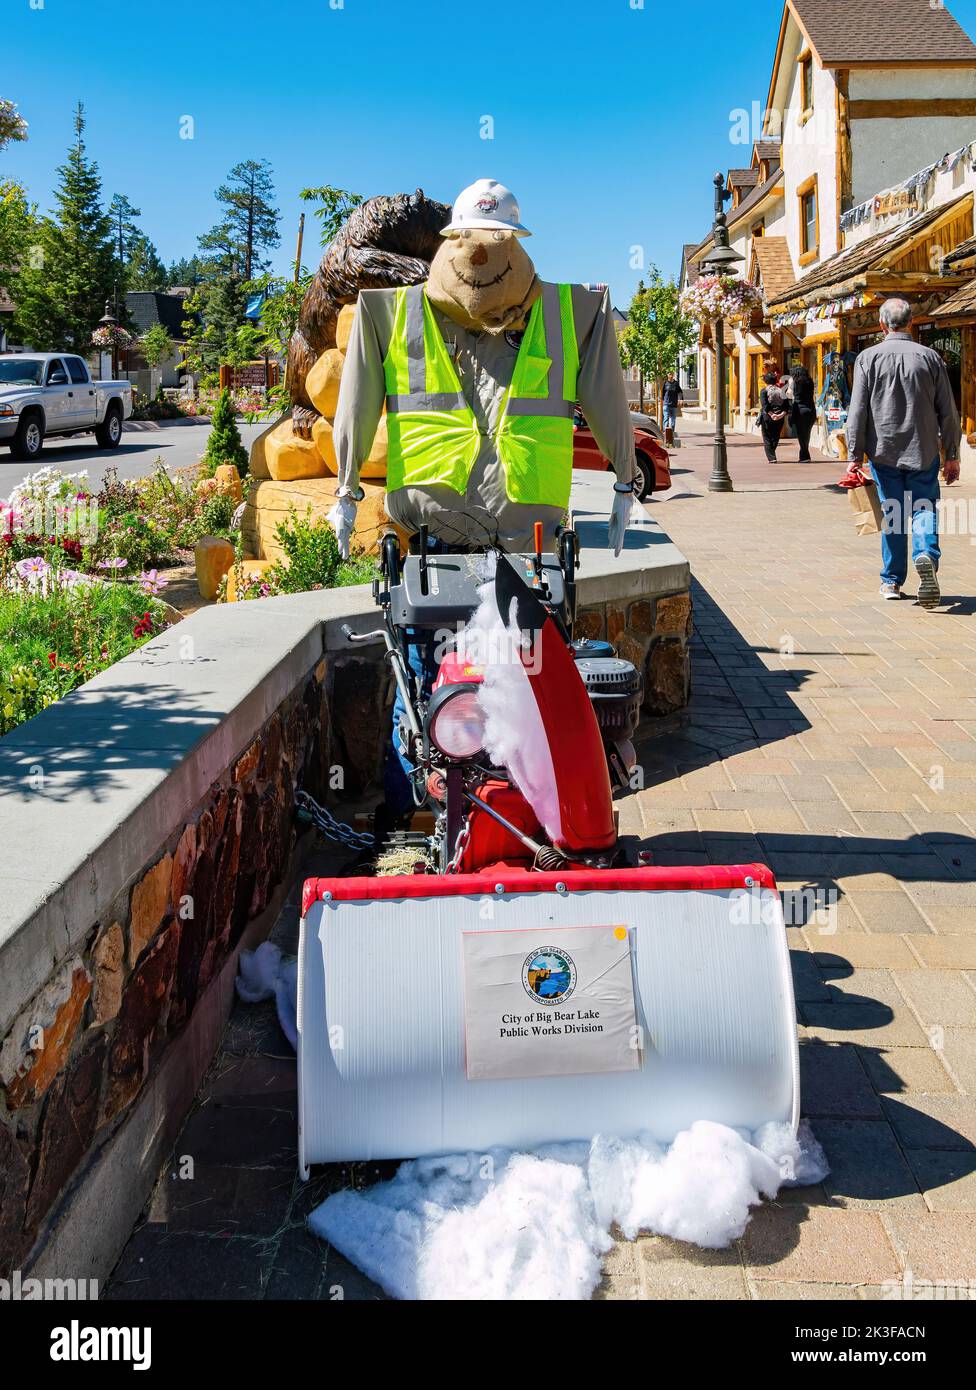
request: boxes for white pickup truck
[0,352,133,460]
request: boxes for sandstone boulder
[213,464,244,505]
[265,419,331,481]
[242,477,406,561]
[248,414,286,479]
[312,415,338,472]
[335,304,356,353]
[195,536,236,600]
[305,348,345,419]
[226,558,276,602]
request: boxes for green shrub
[268,510,373,594]
[200,387,249,479]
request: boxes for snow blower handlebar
[341,622,423,743]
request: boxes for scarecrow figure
[329,179,638,558]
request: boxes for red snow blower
[296,527,798,1172]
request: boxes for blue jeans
[663,404,678,430]
[383,627,438,815]
[869,460,941,587]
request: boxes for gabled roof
[680,244,701,286]
[728,168,759,189]
[752,237,797,304]
[688,165,785,262]
[790,0,976,66]
[752,141,781,167]
[765,1,976,134]
[768,193,973,309]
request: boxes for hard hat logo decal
[475,194,499,214]
[521,948,577,1005]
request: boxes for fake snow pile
[236,942,297,1050]
[308,1121,828,1301]
[455,557,562,841]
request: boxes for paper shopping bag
[849,479,883,536]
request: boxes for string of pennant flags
[839,141,976,234]
[771,291,875,331]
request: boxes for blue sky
[5,0,976,308]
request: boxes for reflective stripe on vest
[382,283,578,506]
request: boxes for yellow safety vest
[383,283,579,508]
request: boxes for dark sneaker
[914,554,941,609]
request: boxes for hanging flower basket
[91,324,135,349]
[680,275,763,325]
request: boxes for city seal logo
[521,947,577,1005]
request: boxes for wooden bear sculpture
[287,189,450,439]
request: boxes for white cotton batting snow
[308,1120,828,1301]
[235,942,298,1050]
[455,560,563,840]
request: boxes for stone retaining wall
[0,483,690,1284]
[576,590,693,715]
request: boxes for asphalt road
[0,419,266,495]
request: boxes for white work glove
[607,485,637,558]
[327,492,358,560]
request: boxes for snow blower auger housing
[296,527,799,1171]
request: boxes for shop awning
[932,277,976,320]
[768,193,973,323]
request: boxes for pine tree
[127,233,168,290]
[167,255,206,288]
[199,159,280,281]
[201,387,249,478]
[12,103,115,351]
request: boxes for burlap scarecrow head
[426,229,541,333]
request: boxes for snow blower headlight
[426,683,486,761]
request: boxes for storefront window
[919,325,962,410]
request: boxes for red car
[572,409,671,500]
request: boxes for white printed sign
[461,925,640,1082]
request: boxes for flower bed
[0,559,169,735]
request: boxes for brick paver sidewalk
[108,417,976,1300]
[605,417,976,1299]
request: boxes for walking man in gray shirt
[846,298,961,608]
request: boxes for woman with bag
[788,363,817,462]
[759,369,788,463]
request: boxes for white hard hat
[440,179,531,237]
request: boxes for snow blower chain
[295,791,376,852]
[445,812,473,875]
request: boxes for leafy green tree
[201,387,249,477]
[11,103,115,352]
[619,273,696,417]
[181,274,250,377]
[0,98,28,151]
[0,180,35,302]
[139,323,175,369]
[298,185,362,246]
[199,159,280,280]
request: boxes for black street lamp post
[98,301,120,382]
[703,172,745,494]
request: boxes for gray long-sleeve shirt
[332,282,636,548]
[845,332,961,471]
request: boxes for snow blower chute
[297,528,799,1172]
